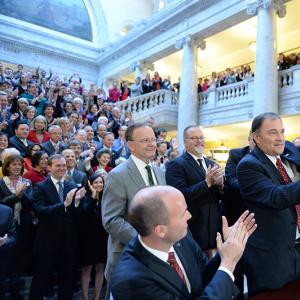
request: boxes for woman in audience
[208,71,218,89]
[57,117,72,144]
[23,151,49,186]
[24,106,37,125]
[121,110,134,127]
[23,144,43,172]
[130,77,143,97]
[28,115,50,143]
[0,154,33,299]
[244,64,254,78]
[16,73,28,95]
[43,104,56,128]
[141,73,152,94]
[86,104,99,127]
[120,80,131,100]
[93,149,112,176]
[79,173,107,300]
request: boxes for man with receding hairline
[111,185,256,300]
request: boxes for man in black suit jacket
[29,154,86,300]
[166,126,224,251]
[42,125,65,156]
[0,204,16,300]
[237,112,300,296]
[62,149,88,186]
[9,120,33,157]
[224,134,255,225]
[111,186,256,300]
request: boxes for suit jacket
[112,138,130,159]
[111,233,239,300]
[9,136,33,157]
[42,140,66,156]
[0,204,16,252]
[102,156,166,279]
[223,146,250,225]
[237,144,300,295]
[31,177,80,254]
[166,152,222,250]
[70,168,88,186]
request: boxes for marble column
[175,36,205,152]
[247,0,286,116]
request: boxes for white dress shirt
[131,155,158,186]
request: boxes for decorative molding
[129,61,154,72]
[174,35,192,50]
[246,0,286,18]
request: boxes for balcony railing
[115,65,300,129]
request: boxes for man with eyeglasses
[166,125,224,254]
[102,122,166,299]
[237,112,300,296]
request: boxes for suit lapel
[46,178,61,204]
[133,238,190,299]
[184,152,206,177]
[126,157,147,189]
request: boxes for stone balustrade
[114,65,300,129]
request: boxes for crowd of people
[0,61,180,300]
[0,59,300,300]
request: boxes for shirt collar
[131,154,150,168]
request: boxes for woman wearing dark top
[79,173,108,300]
[23,151,49,186]
[0,154,34,299]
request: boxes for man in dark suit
[42,125,65,156]
[111,185,256,300]
[223,134,255,225]
[9,120,33,157]
[237,112,300,296]
[29,154,86,300]
[62,149,87,186]
[166,125,224,251]
[0,204,16,300]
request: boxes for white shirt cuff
[218,267,235,282]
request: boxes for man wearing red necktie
[111,185,256,300]
[237,112,300,297]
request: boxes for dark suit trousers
[0,254,7,300]
[29,245,76,300]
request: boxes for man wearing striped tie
[237,112,300,297]
[111,185,256,300]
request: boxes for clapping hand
[0,234,7,247]
[15,181,29,197]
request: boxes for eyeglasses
[186,136,205,142]
[130,138,157,144]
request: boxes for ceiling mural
[0,0,92,41]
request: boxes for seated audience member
[0,154,33,299]
[237,112,300,296]
[79,174,108,300]
[93,149,112,177]
[28,115,50,144]
[24,143,43,172]
[9,120,33,157]
[111,185,256,300]
[42,125,64,156]
[23,151,49,186]
[62,149,87,186]
[0,204,16,300]
[0,132,8,166]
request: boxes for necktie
[57,181,64,202]
[276,157,300,229]
[167,252,187,287]
[197,158,206,174]
[145,165,155,186]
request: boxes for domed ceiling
[0,0,92,41]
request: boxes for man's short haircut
[158,127,167,135]
[251,112,281,133]
[48,154,64,166]
[14,120,29,130]
[157,141,167,148]
[48,125,61,133]
[183,125,199,140]
[0,91,7,97]
[128,187,169,237]
[103,132,114,139]
[125,122,148,142]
